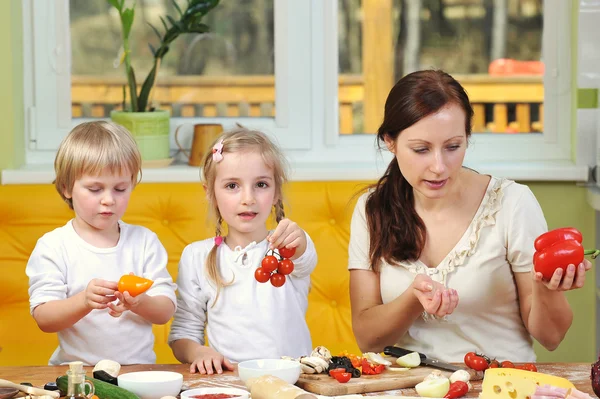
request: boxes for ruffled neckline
[398,176,507,286]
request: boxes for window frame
[18,0,589,182]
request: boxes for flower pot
[110,110,171,162]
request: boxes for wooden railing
[71,74,544,134]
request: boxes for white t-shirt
[26,220,177,365]
[348,177,547,362]
[168,233,317,362]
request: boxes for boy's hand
[267,218,307,259]
[107,290,143,318]
[83,279,118,310]
[190,347,235,375]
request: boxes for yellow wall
[0,3,595,362]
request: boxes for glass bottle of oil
[66,361,95,399]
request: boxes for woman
[348,70,591,362]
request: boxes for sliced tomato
[334,372,352,383]
[328,368,346,378]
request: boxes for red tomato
[464,352,489,371]
[333,372,352,383]
[328,368,346,377]
[520,363,537,372]
[254,267,271,283]
[501,360,515,368]
[278,259,295,275]
[261,255,279,273]
[489,360,500,368]
[278,247,296,259]
[270,273,286,287]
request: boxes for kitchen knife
[383,346,464,372]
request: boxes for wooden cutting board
[296,366,479,396]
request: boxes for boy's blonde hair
[54,121,142,209]
[201,127,289,304]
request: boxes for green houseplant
[107,0,220,162]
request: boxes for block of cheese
[481,368,575,399]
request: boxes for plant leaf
[121,8,135,39]
[127,66,139,112]
[187,23,209,34]
[137,62,158,112]
[148,43,156,56]
[171,0,183,16]
[166,15,183,31]
[159,16,169,32]
[106,0,121,11]
[148,22,163,42]
[185,0,220,18]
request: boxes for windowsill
[1,159,591,185]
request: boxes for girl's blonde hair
[54,121,142,209]
[201,127,289,304]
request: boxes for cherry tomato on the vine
[278,246,296,259]
[489,359,500,368]
[501,360,515,368]
[255,267,271,283]
[261,255,279,273]
[464,352,489,371]
[270,273,286,287]
[518,363,537,372]
[278,259,295,275]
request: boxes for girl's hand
[267,218,307,259]
[411,274,459,317]
[107,290,143,318]
[83,279,118,310]
[533,259,592,291]
[190,347,235,375]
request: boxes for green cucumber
[56,375,140,399]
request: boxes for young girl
[26,121,177,365]
[169,127,317,375]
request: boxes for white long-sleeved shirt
[168,233,317,362]
[26,220,177,365]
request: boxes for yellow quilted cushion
[0,181,367,365]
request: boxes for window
[21,0,585,181]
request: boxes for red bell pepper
[360,358,386,375]
[534,227,583,251]
[533,228,599,281]
[444,381,469,399]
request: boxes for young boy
[26,121,176,365]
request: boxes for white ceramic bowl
[237,359,301,385]
[181,387,250,399]
[117,371,183,399]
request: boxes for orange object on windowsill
[489,59,544,76]
[118,275,153,297]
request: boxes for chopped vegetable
[395,351,421,368]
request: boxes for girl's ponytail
[205,216,233,307]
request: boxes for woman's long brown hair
[365,70,474,272]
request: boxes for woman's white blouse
[348,176,547,362]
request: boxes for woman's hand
[83,278,118,310]
[190,347,235,375]
[267,218,307,259]
[411,274,459,317]
[533,259,592,291]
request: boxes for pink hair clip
[212,140,224,162]
[214,236,223,246]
